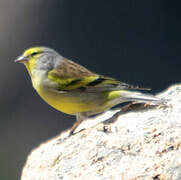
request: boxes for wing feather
[47,58,150,93]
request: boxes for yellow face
[23,47,42,57]
[20,47,43,75]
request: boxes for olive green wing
[47,58,149,92]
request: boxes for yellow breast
[31,75,107,115]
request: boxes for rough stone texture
[21,84,181,180]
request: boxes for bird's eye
[31,52,39,56]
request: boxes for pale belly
[31,75,122,115]
[38,87,108,115]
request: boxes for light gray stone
[21,84,181,180]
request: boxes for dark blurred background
[1,0,181,179]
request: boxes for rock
[21,84,181,180]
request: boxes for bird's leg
[69,112,88,136]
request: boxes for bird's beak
[14,55,28,63]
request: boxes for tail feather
[121,91,165,105]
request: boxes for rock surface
[21,84,181,180]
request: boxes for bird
[15,47,165,135]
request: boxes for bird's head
[15,47,63,76]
